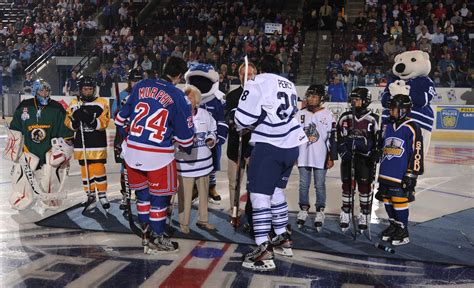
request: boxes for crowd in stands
[94,0,304,93]
[1,0,101,93]
[323,0,473,100]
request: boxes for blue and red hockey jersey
[115,79,195,171]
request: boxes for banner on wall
[436,106,474,130]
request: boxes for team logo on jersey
[194,132,208,147]
[30,128,46,143]
[305,123,319,145]
[21,108,29,121]
[383,137,405,160]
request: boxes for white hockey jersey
[296,107,335,169]
[175,108,217,177]
[234,73,308,148]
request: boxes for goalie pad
[9,152,39,210]
[49,137,73,167]
[3,129,24,162]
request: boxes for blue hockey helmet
[32,79,51,106]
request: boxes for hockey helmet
[78,75,97,102]
[184,63,219,99]
[305,84,328,101]
[32,79,51,106]
[388,94,412,123]
[128,68,143,83]
[349,87,372,110]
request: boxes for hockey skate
[391,223,410,246]
[119,190,128,211]
[314,209,325,232]
[381,219,398,242]
[98,193,110,211]
[144,233,179,254]
[242,241,276,272]
[339,210,351,232]
[271,231,293,257]
[296,205,309,229]
[82,193,97,213]
[208,186,221,205]
[358,213,369,231]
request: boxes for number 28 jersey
[235,73,307,148]
[115,79,195,171]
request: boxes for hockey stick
[230,55,248,229]
[79,120,95,214]
[350,105,357,241]
[165,194,176,237]
[122,166,145,238]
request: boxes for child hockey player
[377,94,423,246]
[336,87,379,232]
[296,84,337,232]
[65,75,111,211]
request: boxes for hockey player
[6,79,74,211]
[176,85,217,234]
[377,94,423,246]
[295,84,337,232]
[112,68,143,210]
[115,56,194,254]
[65,75,111,211]
[185,64,228,204]
[235,55,308,272]
[336,87,379,232]
[225,61,257,221]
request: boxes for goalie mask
[305,84,327,111]
[32,79,51,106]
[349,87,372,115]
[389,94,412,123]
[78,75,97,102]
[184,63,219,99]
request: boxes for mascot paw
[389,80,410,96]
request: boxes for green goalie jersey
[10,98,74,166]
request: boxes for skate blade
[392,238,410,246]
[242,259,276,272]
[274,247,293,257]
[315,226,322,233]
[82,201,97,213]
[145,248,179,255]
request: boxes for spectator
[344,54,363,75]
[141,54,153,71]
[438,53,456,73]
[383,37,398,62]
[96,66,113,98]
[431,27,445,46]
[328,77,347,102]
[419,38,432,53]
[441,65,457,87]
[65,70,79,96]
[319,0,333,30]
[354,11,367,31]
[23,73,33,94]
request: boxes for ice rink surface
[1,126,473,287]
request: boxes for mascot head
[392,50,431,80]
[184,63,219,99]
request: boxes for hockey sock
[209,171,216,188]
[392,196,409,227]
[136,188,151,224]
[271,187,288,235]
[358,183,372,215]
[250,192,272,245]
[383,197,396,219]
[149,195,171,235]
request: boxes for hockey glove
[350,135,368,153]
[401,173,417,193]
[338,142,352,162]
